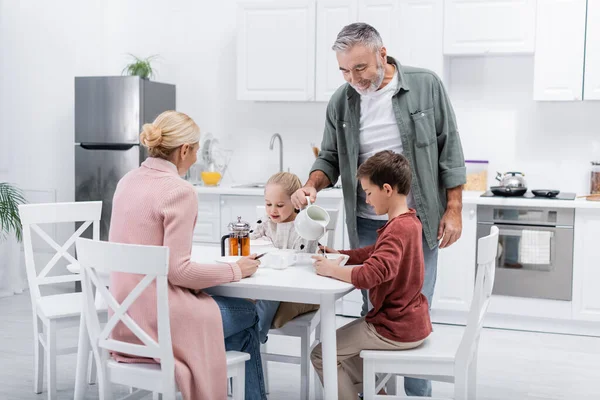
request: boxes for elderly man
[291,23,466,397]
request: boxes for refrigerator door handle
[79,144,137,151]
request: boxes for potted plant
[0,182,26,242]
[122,54,158,80]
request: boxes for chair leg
[363,359,375,400]
[33,316,44,394]
[313,323,323,400]
[46,320,57,400]
[260,342,269,394]
[233,364,246,400]
[300,328,311,400]
[87,350,97,384]
[468,355,478,400]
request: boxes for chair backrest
[255,205,340,248]
[76,238,174,393]
[455,226,499,369]
[18,201,102,300]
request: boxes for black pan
[490,186,527,197]
[531,189,560,198]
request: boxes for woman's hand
[236,254,260,278]
[311,255,344,277]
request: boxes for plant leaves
[0,182,26,242]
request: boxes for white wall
[2,1,599,205]
[449,55,600,194]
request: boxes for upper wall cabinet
[315,0,358,101]
[533,0,587,101]
[397,0,444,77]
[238,0,444,102]
[359,0,444,77]
[237,1,316,101]
[444,0,537,55]
[584,0,600,100]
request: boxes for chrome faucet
[269,133,283,172]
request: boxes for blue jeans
[255,300,280,344]
[213,296,267,400]
[357,217,438,397]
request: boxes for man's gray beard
[352,60,385,96]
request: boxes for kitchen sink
[231,182,267,189]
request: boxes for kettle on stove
[490,172,527,196]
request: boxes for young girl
[251,172,318,343]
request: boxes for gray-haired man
[291,23,466,397]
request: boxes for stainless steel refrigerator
[75,76,176,240]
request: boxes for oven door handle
[497,228,556,239]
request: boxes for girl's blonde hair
[266,172,302,197]
[139,110,200,159]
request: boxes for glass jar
[464,160,489,191]
[591,162,600,194]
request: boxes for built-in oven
[477,205,575,301]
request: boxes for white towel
[519,230,553,265]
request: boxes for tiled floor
[2,291,600,399]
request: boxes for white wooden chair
[18,201,103,399]
[76,237,250,400]
[360,226,499,400]
[255,205,339,400]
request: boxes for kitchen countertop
[462,191,600,209]
[195,185,600,209]
[194,184,345,198]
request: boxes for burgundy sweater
[342,210,432,343]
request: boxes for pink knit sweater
[108,157,242,400]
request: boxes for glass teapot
[220,216,251,257]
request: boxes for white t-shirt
[356,67,415,220]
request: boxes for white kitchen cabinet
[194,194,221,243]
[315,0,358,101]
[584,0,600,100]
[397,0,444,77]
[237,0,316,101]
[358,0,400,56]
[444,0,536,55]
[533,0,587,101]
[572,209,600,321]
[431,203,477,313]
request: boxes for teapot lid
[228,216,251,233]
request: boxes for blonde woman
[108,110,266,400]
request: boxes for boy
[310,150,432,399]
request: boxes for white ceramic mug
[263,249,299,270]
[294,196,330,241]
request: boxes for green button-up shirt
[310,57,466,250]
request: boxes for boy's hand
[311,255,344,277]
[318,244,339,254]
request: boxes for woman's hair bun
[140,123,163,148]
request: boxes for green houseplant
[122,54,158,80]
[0,182,26,241]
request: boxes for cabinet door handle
[470,209,476,219]
[220,200,225,205]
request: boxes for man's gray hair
[331,22,383,52]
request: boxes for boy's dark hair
[357,150,411,195]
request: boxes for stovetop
[480,191,576,200]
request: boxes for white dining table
[193,246,354,400]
